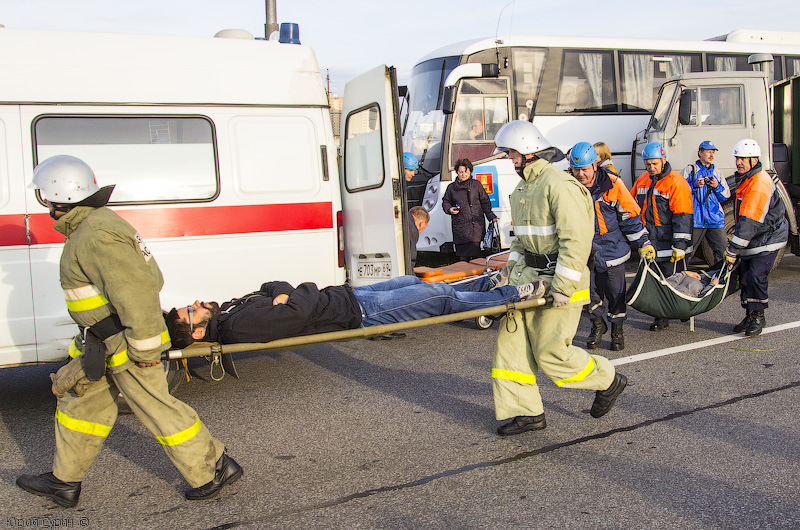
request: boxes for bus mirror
[442,86,456,115]
[398,85,408,98]
[678,89,692,126]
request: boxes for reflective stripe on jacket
[589,167,649,271]
[54,206,170,365]
[731,166,788,256]
[631,163,694,261]
[507,158,593,301]
[682,162,730,228]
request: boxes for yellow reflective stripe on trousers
[569,289,590,303]
[554,357,596,387]
[65,294,110,312]
[55,408,112,437]
[68,340,81,358]
[106,350,130,368]
[492,368,537,385]
[156,417,202,446]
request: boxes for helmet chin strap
[48,202,72,220]
[515,154,538,178]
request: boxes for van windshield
[403,56,459,176]
[649,81,678,131]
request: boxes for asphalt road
[2,256,800,529]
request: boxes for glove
[50,357,92,398]
[639,243,656,261]
[725,248,738,269]
[670,247,685,263]
[550,291,570,308]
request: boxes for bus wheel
[117,360,185,414]
[475,316,494,330]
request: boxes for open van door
[340,65,408,286]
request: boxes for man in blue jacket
[681,141,731,265]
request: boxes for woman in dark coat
[442,158,497,261]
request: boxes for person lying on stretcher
[665,270,719,297]
[164,275,544,348]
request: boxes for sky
[2,0,800,95]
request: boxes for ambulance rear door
[340,65,408,286]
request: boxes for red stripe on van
[1,202,333,246]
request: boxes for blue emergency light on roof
[279,23,300,44]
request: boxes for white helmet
[30,155,99,204]
[732,139,761,158]
[494,120,552,155]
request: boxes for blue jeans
[354,275,519,327]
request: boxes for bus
[402,30,800,254]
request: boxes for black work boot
[586,318,608,350]
[16,472,81,508]
[733,309,754,333]
[185,453,243,500]
[610,322,624,351]
[496,414,547,436]
[590,373,627,418]
[649,318,670,331]
[745,310,765,337]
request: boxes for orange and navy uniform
[730,164,788,256]
[589,167,649,271]
[631,162,694,262]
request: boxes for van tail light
[337,210,345,268]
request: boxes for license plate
[356,259,392,279]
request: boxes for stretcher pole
[162,296,549,361]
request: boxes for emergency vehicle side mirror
[678,89,693,126]
[442,86,456,115]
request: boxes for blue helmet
[569,142,599,168]
[698,140,718,151]
[403,152,419,170]
[642,142,666,160]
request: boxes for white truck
[0,26,408,377]
[631,56,800,265]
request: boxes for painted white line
[611,320,800,366]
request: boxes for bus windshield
[403,56,459,175]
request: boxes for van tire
[117,360,185,414]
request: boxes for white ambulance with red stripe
[0,27,408,368]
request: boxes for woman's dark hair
[454,158,473,174]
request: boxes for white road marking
[611,320,800,366]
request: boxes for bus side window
[555,51,616,113]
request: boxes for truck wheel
[724,202,785,271]
[117,360,185,414]
[475,316,494,330]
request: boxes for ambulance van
[0,26,407,369]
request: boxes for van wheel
[724,201,785,271]
[475,316,494,330]
[117,360,185,414]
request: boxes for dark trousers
[692,227,728,264]
[740,250,778,310]
[586,263,627,323]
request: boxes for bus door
[340,65,408,286]
[0,106,38,366]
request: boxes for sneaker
[516,281,545,301]
[16,472,81,508]
[489,266,510,288]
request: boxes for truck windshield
[649,81,678,131]
[403,56,459,176]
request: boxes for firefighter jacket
[205,281,362,344]
[588,167,650,272]
[681,161,731,228]
[506,158,593,302]
[729,163,788,256]
[55,206,170,367]
[631,162,694,262]
[442,177,497,245]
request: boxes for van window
[555,50,616,113]
[620,52,702,112]
[344,105,384,192]
[34,116,217,203]
[230,115,320,195]
[679,86,743,127]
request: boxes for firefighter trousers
[53,362,224,488]
[492,303,616,420]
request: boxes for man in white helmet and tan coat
[490,121,627,436]
[17,155,242,507]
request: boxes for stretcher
[161,293,550,381]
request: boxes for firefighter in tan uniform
[17,156,242,507]
[491,121,628,436]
